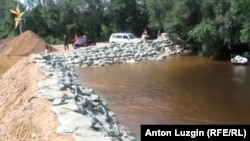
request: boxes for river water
[1,55,250,139]
[76,56,250,139]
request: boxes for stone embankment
[64,39,183,67]
[32,38,183,141]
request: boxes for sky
[19,0,25,4]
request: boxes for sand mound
[0,30,56,56]
[0,56,73,141]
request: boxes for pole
[19,22,22,34]
[17,0,22,34]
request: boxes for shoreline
[0,39,183,141]
[0,56,74,141]
[32,52,136,141]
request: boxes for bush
[45,35,61,44]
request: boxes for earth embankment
[0,30,56,56]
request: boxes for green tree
[0,0,25,38]
[146,0,249,58]
[108,0,148,35]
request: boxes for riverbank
[0,38,183,141]
[0,56,74,141]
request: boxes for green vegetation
[146,0,250,58]
[0,0,250,58]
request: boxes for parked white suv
[109,33,141,43]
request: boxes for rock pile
[33,53,135,141]
[231,55,248,65]
[65,39,183,67]
[32,38,183,141]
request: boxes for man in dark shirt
[63,34,69,51]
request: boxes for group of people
[63,34,78,51]
[141,28,165,40]
[63,28,165,51]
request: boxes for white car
[109,33,141,43]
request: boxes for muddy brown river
[76,56,250,139]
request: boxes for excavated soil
[0,31,74,141]
[0,30,56,56]
[0,56,74,141]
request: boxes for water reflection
[232,65,248,83]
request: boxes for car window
[123,35,129,39]
[76,37,87,43]
[116,35,122,38]
[129,34,136,39]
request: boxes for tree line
[0,0,250,58]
